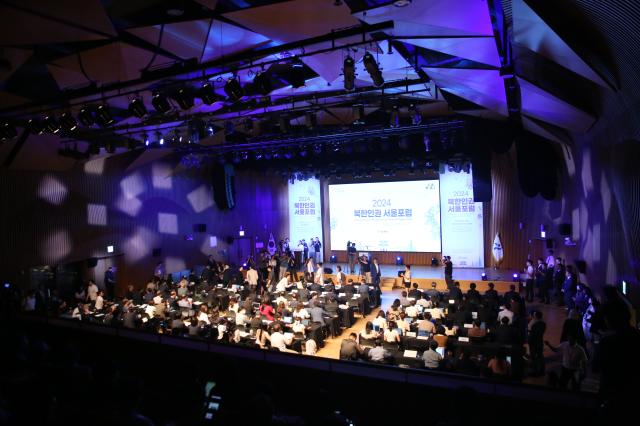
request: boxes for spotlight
[330,255,337,263]
[389,105,400,128]
[198,82,218,105]
[343,56,355,91]
[512,273,520,282]
[43,115,61,133]
[253,70,272,95]
[27,118,44,135]
[481,273,488,281]
[60,112,78,132]
[431,257,438,266]
[352,104,365,124]
[363,52,384,87]
[305,111,316,129]
[107,245,114,253]
[95,105,115,127]
[205,121,215,137]
[143,133,150,146]
[0,121,18,140]
[395,256,403,266]
[129,97,147,118]
[224,76,243,101]
[289,60,306,88]
[77,106,95,126]
[156,131,164,146]
[174,88,194,110]
[409,103,422,125]
[152,92,171,114]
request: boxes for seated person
[408,282,423,300]
[399,291,411,307]
[387,300,402,321]
[433,325,448,347]
[487,349,511,377]
[359,321,379,344]
[443,320,459,336]
[292,304,310,319]
[269,323,296,353]
[418,312,436,336]
[416,293,432,308]
[396,312,411,335]
[467,319,487,338]
[372,311,388,331]
[422,340,443,369]
[425,305,444,320]
[339,333,363,360]
[405,300,419,318]
[384,321,401,344]
[368,339,389,363]
[291,317,306,334]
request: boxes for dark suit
[339,339,362,360]
[528,320,546,375]
[370,263,381,306]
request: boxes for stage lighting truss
[363,52,384,87]
[0,121,18,140]
[224,76,244,101]
[129,97,148,118]
[60,112,78,132]
[78,106,95,126]
[95,105,115,127]
[152,92,172,114]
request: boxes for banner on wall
[439,166,485,267]
[288,178,323,252]
[492,233,504,266]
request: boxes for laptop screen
[284,317,293,324]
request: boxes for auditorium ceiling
[0,0,633,170]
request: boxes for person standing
[370,258,382,307]
[553,257,566,305]
[524,259,535,302]
[313,237,322,263]
[545,334,588,391]
[401,265,412,290]
[535,258,546,302]
[301,239,309,264]
[443,256,453,289]
[528,310,546,376]
[104,267,116,300]
[360,255,371,283]
[335,265,346,286]
[347,241,356,274]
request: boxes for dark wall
[0,152,288,292]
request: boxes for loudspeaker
[558,223,572,236]
[574,260,587,274]
[86,257,98,268]
[193,224,206,233]
[471,150,492,202]
[545,239,554,249]
[212,164,235,210]
[152,248,162,257]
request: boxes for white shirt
[405,305,419,318]
[275,295,288,306]
[87,284,99,301]
[418,319,436,333]
[384,328,400,343]
[270,332,292,351]
[95,295,104,310]
[526,265,535,280]
[372,317,387,330]
[305,339,317,355]
[315,268,324,284]
[178,299,192,309]
[425,308,444,320]
[558,342,588,370]
[145,304,156,318]
[416,298,431,308]
[236,311,248,326]
[546,255,555,269]
[403,270,411,282]
[153,295,163,305]
[197,311,210,324]
[276,277,289,293]
[293,308,310,319]
[292,322,306,334]
[247,269,259,285]
[498,308,514,324]
[336,271,345,284]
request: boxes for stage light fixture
[353,104,365,124]
[224,76,244,101]
[206,121,215,137]
[481,273,488,281]
[395,256,403,266]
[343,56,355,91]
[78,106,95,126]
[107,245,114,253]
[431,257,438,266]
[330,255,337,263]
[60,112,78,132]
[174,88,194,110]
[156,131,164,146]
[95,105,115,127]
[253,71,272,95]
[198,82,218,105]
[129,97,147,118]
[313,144,322,155]
[289,60,306,88]
[152,92,171,114]
[363,52,384,87]
[389,105,400,128]
[0,121,17,140]
[305,111,316,129]
[143,133,150,146]
[409,103,422,125]
[43,115,61,134]
[512,273,520,282]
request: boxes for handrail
[15,313,597,409]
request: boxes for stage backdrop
[439,166,485,267]
[288,178,323,249]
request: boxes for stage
[323,264,520,293]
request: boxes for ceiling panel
[400,37,501,67]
